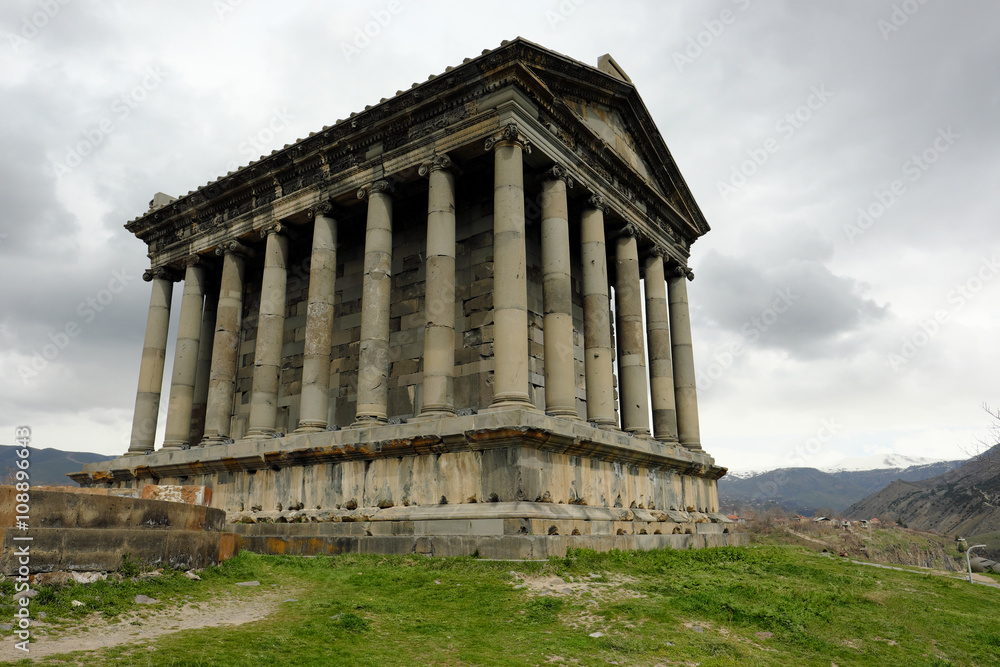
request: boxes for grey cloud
[695,251,887,360]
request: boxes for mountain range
[0,444,113,486]
[845,445,1000,550]
[719,457,966,515]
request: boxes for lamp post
[966,543,987,584]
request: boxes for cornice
[128,38,709,263]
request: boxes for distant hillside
[0,444,113,486]
[720,459,965,515]
[846,445,1000,543]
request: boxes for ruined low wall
[0,488,236,574]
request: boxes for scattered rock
[757,631,774,639]
[184,571,201,581]
[434,579,442,585]
[691,626,705,633]
[236,581,260,587]
[283,599,298,603]
[135,571,162,581]
[589,631,605,638]
[73,572,107,584]
[72,600,85,607]
[38,612,47,619]
[134,595,159,605]
[13,589,37,601]
[34,571,75,586]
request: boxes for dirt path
[0,584,298,663]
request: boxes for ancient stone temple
[74,38,742,557]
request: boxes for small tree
[961,403,1000,508]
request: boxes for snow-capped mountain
[819,453,945,473]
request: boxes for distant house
[859,520,870,529]
[793,515,808,522]
[726,514,746,524]
[869,518,881,525]
[814,517,831,523]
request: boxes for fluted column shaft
[162,259,206,449]
[246,226,289,438]
[487,125,533,409]
[189,283,217,445]
[126,271,174,455]
[580,200,616,427]
[297,208,338,432]
[540,167,578,419]
[614,232,651,436]
[418,156,457,417]
[644,253,679,442]
[354,180,393,424]
[202,243,248,444]
[668,266,702,450]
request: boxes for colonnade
[126,127,702,455]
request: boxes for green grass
[4,544,1000,666]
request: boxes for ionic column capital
[649,244,670,260]
[259,222,286,239]
[542,164,575,188]
[310,199,335,218]
[357,179,394,200]
[612,222,644,242]
[143,267,181,283]
[585,193,607,213]
[183,254,209,269]
[670,265,695,281]
[215,239,254,258]
[485,122,531,153]
[418,154,454,177]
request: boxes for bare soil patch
[0,585,295,663]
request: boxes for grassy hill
[7,539,1000,665]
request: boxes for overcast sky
[1,1,997,473]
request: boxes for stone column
[201,241,250,445]
[354,179,393,425]
[540,165,579,419]
[417,155,457,418]
[485,123,534,410]
[189,282,217,445]
[162,257,206,450]
[580,196,617,427]
[245,224,289,438]
[296,204,338,432]
[614,227,651,437]
[668,265,702,451]
[126,269,174,455]
[644,250,679,442]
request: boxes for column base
[546,408,581,420]
[293,422,328,434]
[409,409,456,423]
[483,394,536,413]
[681,442,703,452]
[625,429,652,439]
[159,442,187,452]
[123,450,152,457]
[199,436,228,447]
[349,416,388,428]
[243,429,277,441]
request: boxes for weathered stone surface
[100,39,726,558]
[142,484,213,507]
